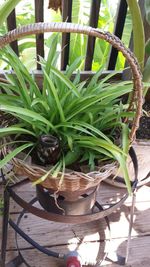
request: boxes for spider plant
[0,43,134,193]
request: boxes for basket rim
[2,139,118,191]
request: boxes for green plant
[0,0,131,71]
[0,0,36,70]
[142,0,150,98]
[127,0,150,98]
[69,0,124,70]
[0,41,135,193]
[127,0,145,71]
[0,0,22,28]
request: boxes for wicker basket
[0,22,143,192]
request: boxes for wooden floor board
[4,236,150,266]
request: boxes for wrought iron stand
[0,147,139,267]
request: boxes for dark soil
[136,102,150,139]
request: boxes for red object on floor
[66,256,81,267]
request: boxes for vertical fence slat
[107,0,127,70]
[84,0,101,71]
[7,9,19,55]
[35,0,44,70]
[61,0,73,70]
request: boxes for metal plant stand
[0,147,139,267]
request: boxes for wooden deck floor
[0,141,150,267]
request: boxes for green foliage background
[0,0,132,71]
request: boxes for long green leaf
[3,47,41,99]
[65,56,83,78]
[2,50,31,107]
[122,123,129,155]
[76,136,131,193]
[32,162,60,185]
[0,81,20,96]
[75,136,126,155]
[87,66,104,89]
[112,150,131,194]
[0,0,21,27]
[66,87,131,121]
[0,104,55,131]
[56,121,112,143]
[0,143,33,169]
[51,66,80,97]
[0,127,36,137]
[77,143,113,159]
[0,94,21,105]
[127,0,145,71]
[43,70,65,123]
[31,98,50,113]
[43,34,59,97]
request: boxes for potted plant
[0,22,143,214]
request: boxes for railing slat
[61,0,73,70]
[35,0,44,70]
[7,9,19,55]
[84,0,101,71]
[107,0,127,70]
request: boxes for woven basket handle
[0,22,143,142]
